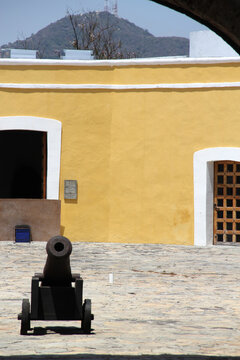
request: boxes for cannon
[18,236,94,335]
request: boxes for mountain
[1,11,189,59]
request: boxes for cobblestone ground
[1,241,240,359]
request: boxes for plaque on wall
[64,180,78,200]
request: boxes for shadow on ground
[1,355,240,360]
[28,326,95,336]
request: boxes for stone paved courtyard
[1,241,240,359]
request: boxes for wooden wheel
[82,299,93,334]
[20,299,31,335]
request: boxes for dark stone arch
[151,0,240,54]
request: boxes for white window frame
[194,147,240,246]
[0,116,61,200]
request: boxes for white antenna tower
[104,0,109,12]
[113,0,118,17]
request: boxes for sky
[0,0,207,46]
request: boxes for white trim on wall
[194,147,240,246]
[0,81,240,91]
[0,57,239,67]
[0,116,61,200]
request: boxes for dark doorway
[0,130,47,198]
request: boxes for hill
[1,12,189,59]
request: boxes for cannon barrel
[42,236,73,287]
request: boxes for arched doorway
[0,116,61,199]
[194,148,240,246]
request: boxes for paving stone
[1,242,240,358]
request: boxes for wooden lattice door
[214,161,240,244]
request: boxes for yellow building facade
[0,57,240,245]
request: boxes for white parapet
[60,49,94,60]
[190,30,239,58]
[0,49,37,59]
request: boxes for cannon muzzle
[42,236,73,286]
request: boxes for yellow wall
[0,60,240,244]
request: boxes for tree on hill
[68,11,136,59]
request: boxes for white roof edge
[0,57,239,67]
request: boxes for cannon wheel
[20,299,31,335]
[82,299,92,334]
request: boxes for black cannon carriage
[18,236,94,335]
